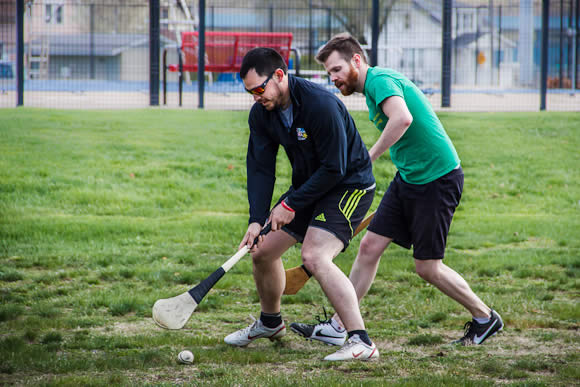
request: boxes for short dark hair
[240,47,288,79]
[316,33,367,64]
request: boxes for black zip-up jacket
[247,75,375,226]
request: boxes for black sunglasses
[245,71,275,95]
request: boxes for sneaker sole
[324,352,380,361]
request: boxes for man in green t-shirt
[290,33,503,347]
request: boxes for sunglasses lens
[251,87,265,95]
[246,71,274,95]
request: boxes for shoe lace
[314,306,332,325]
[240,315,259,335]
[335,335,361,353]
[460,321,474,340]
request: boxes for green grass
[1,108,579,385]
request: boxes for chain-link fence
[1,0,151,108]
[0,1,15,100]
[1,0,578,111]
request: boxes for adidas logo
[315,213,326,222]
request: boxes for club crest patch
[296,127,308,141]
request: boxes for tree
[309,0,400,44]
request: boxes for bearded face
[334,63,359,96]
[324,51,361,96]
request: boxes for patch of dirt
[90,319,156,336]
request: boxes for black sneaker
[290,308,346,346]
[453,309,504,346]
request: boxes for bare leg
[251,230,297,313]
[414,259,491,318]
[333,231,391,327]
[349,231,392,302]
[301,227,365,332]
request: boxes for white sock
[330,318,345,332]
[473,316,491,324]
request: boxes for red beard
[335,65,359,96]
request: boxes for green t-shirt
[364,67,460,184]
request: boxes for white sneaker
[324,334,379,361]
[290,318,347,346]
[224,316,286,347]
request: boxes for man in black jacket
[224,48,378,361]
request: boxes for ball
[177,350,194,364]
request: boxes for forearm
[285,167,343,210]
[368,118,410,162]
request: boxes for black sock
[260,312,282,328]
[348,330,372,346]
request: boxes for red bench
[162,31,299,105]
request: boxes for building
[368,0,518,87]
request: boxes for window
[495,50,504,65]
[416,49,424,68]
[45,3,63,24]
[45,4,51,23]
[55,5,62,23]
[404,13,411,30]
[462,13,473,31]
[400,48,414,68]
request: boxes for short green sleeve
[364,69,404,131]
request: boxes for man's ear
[351,54,362,68]
[274,68,285,81]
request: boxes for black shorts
[276,184,375,251]
[367,167,463,259]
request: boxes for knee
[251,249,271,266]
[357,233,389,264]
[358,236,385,263]
[415,261,439,283]
[301,248,327,275]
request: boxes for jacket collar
[287,74,302,111]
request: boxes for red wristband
[281,200,295,212]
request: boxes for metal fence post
[441,0,452,107]
[150,0,160,106]
[569,0,573,84]
[540,0,550,110]
[475,7,480,85]
[560,0,564,88]
[371,0,379,67]
[573,0,580,90]
[308,0,313,66]
[90,4,95,80]
[489,0,494,86]
[198,0,206,109]
[498,5,502,85]
[326,8,331,41]
[16,0,24,106]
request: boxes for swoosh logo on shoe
[248,325,285,340]
[315,329,344,339]
[352,351,364,358]
[473,320,498,344]
[248,333,266,340]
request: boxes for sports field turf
[1,109,578,386]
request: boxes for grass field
[1,108,579,386]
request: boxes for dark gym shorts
[367,167,464,259]
[276,184,375,251]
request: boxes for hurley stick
[152,223,271,330]
[283,211,375,295]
